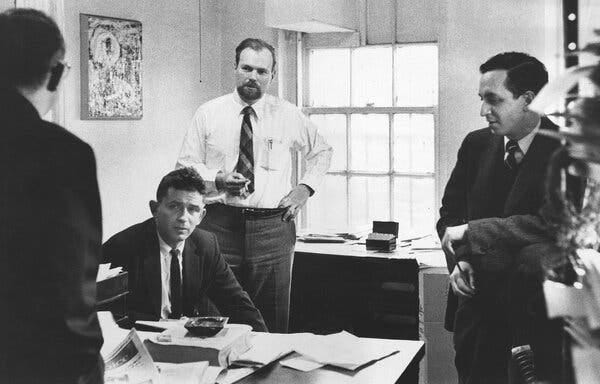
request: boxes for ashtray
[184,316,229,337]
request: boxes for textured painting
[80,14,142,120]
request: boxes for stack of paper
[99,312,223,384]
[147,323,253,367]
[292,331,399,370]
[231,331,399,372]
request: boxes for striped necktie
[505,139,520,170]
[236,106,255,193]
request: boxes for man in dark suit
[437,52,560,384]
[103,168,267,331]
[0,9,104,384]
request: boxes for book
[144,323,252,367]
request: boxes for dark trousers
[453,272,511,384]
[200,203,296,333]
[453,244,564,384]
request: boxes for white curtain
[15,0,66,125]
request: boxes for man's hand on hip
[215,171,248,196]
[441,224,468,258]
[278,184,311,222]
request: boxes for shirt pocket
[259,137,288,171]
[204,132,227,169]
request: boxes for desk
[291,241,454,384]
[236,338,424,384]
[291,242,420,340]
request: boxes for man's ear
[522,90,536,106]
[199,207,206,223]
[149,200,158,216]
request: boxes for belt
[207,203,286,219]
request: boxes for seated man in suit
[103,167,267,331]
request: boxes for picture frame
[80,14,143,120]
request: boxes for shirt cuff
[298,175,321,195]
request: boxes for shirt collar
[232,89,265,121]
[504,119,541,155]
[156,231,185,257]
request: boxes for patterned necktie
[169,248,182,319]
[236,106,255,194]
[505,139,520,170]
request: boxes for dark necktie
[505,139,520,170]
[169,248,182,319]
[236,106,255,193]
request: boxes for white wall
[436,0,555,211]
[60,0,222,239]
[216,0,279,97]
[0,0,12,12]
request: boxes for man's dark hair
[480,52,548,97]
[0,8,65,89]
[235,38,276,72]
[156,167,206,202]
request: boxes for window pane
[349,176,390,230]
[308,49,350,107]
[306,175,347,232]
[350,114,389,172]
[394,114,434,173]
[310,114,347,171]
[351,46,393,107]
[393,176,435,235]
[394,44,438,107]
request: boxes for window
[302,43,438,235]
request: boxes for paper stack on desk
[231,331,399,372]
[146,323,253,367]
[291,331,399,370]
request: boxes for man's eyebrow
[480,91,499,98]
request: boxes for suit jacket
[0,89,104,383]
[436,117,561,331]
[103,218,268,331]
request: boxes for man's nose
[480,102,490,117]
[176,209,188,221]
[247,70,258,80]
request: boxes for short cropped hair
[480,52,548,97]
[156,168,206,202]
[0,8,64,89]
[235,38,276,72]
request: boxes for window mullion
[346,112,352,230]
[389,112,394,221]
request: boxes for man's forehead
[163,188,203,204]
[239,48,273,68]
[479,70,510,94]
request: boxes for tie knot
[506,139,519,153]
[170,248,180,258]
[242,106,254,116]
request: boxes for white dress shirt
[503,119,541,164]
[176,91,332,208]
[157,233,184,319]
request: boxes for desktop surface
[236,337,424,384]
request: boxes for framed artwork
[80,14,142,120]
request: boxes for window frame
[298,41,439,232]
